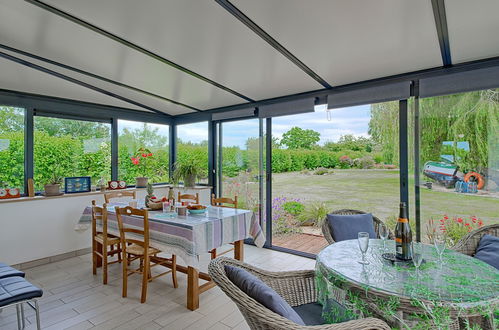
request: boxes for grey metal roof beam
[431,0,452,66]
[215,0,332,89]
[24,0,254,103]
[0,44,200,112]
[0,50,171,117]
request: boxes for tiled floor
[0,245,315,330]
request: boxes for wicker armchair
[321,209,394,245]
[208,257,390,330]
[452,224,499,256]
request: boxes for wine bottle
[395,202,412,260]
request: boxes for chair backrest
[211,194,238,208]
[452,223,499,256]
[114,206,150,249]
[321,209,392,244]
[104,191,136,203]
[92,200,110,242]
[178,192,199,204]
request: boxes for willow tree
[369,89,499,173]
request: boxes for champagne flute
[411,242,424,277]
[357,232,370,265]
[378,223,389,252]
[434,235,446,265]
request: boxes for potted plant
[131,147,154,188]
[173,159,201,188]
[44,171,63,196]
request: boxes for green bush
[298,202,329,227]
[314,167,330,175]
[282,201,305,216]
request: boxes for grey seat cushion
[327,213,376,242]
[0,276,43,307]
[293,300,354,325]
[474,234,499,270]
[0,263,24,279]
[224,265,305,325]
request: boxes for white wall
[0,187,210,265]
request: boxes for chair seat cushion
[293,300,354,325]
[225,265,305,325]
[0,277,43,307]
[327,213,376,242]
[474,234,499,270]
[0,263,24,279]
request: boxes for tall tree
[280,127,320,149]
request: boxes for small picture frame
[64,177,91,194]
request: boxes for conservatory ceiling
[0,0,498,116]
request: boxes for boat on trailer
[423,161,463,188]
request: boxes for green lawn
[272,169,499,232]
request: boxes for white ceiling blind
[258,98,315,118]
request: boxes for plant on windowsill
[44,170,63,196]
[131,147,154,188]
[172,159,201,188]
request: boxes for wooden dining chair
[178,192,199,204]
[211,194,238,209]
[91,201,122,284]
[104,191,136,203]
[209,194,238,259]
[115,206,178,303]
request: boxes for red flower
[131,157,139,165]
[148,153,153,157]
[457,218,463,223]
[465,223,470,227]
[142,153,148,158]
[444,215,449,220]
[478,220,483,226]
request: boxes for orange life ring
[464,172,485,190]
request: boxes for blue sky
[122,103,372,148]
[219,104,372,148]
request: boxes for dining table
[76,202,265,310]
[316,239,499,329]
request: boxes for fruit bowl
[187,204,207,214]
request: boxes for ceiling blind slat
[258,98,315,118]
[327,81,411,109]
[419,66,499,98]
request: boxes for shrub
[353,155,375,169]
[272,196,302,235]
[314,167,329,175]
[338,155,352,169]
[298,202,329,227]
[282,201,305,216]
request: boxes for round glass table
[316,239,499,329]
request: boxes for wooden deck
[273,233,329,255]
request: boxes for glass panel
[177,122,209,184]
[118,120,169,185]
[417,89,499,244]
[218,119,265,232]
[0,106,25,193]
[34,116,111,191]
[271,103,400,255]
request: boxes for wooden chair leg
[92,239,97,275]
[102,243,108,285]
[140,256,149,303]
[210,248,217,260]
[117,243,122,263]
[122,250,128,298]
[172,255,178,288]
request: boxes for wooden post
[234,240,244,261]
[187,266,199,311]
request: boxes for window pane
[34,117,111,191]
[271,103,400,255]
[418,89,499,243]
[177,122,209,184]
[0,106,24,193]
[118,120,169,185]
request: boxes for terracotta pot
[44,184,61,196]
[135,177,148,188]
[184,174,196,187]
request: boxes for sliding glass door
[216,119,267,241]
